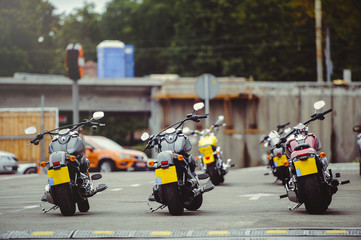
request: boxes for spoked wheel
[161,182,184,216]
[297,174,331,214]
[51,184,76,216]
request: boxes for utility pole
[315,0,323,83]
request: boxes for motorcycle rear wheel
[161,183,184,216]
[207,162,223,186]
[51,184,76,216]
[297,174,331,214]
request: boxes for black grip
[278,122,290,129]
[322,109,332,115]
[196,114,208,119]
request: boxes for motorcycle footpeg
[341,180,350,185]
[198,173,209,180]
[202,182,215,193]
[279,194,288,199]
[96,183,108,193]
[91,174,102,181]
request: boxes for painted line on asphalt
[1,228,361,239]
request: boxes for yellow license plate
[199,146,215,164]
[273,154,287,167]
[155,166,178,185]
[294,157,318,177]
[48,166,71,186]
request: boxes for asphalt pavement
[0,163,360,239]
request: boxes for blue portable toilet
[124,44,134,78]
[97,40,125,78]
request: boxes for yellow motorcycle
[188,115,233,185]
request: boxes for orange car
[83,135,148,172]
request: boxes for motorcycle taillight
[53,161,60,166]
[161,161,168,165]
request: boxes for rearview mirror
[353,125,361,133]
[313,100,325,111]
[93,111,104,120]
[215,115,224,124]
[193,102,204,111]
[141,132,150,141]
[25,127,37,134]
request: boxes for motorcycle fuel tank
[48,135,85,156]
[160,133,192,153]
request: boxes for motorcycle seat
[294,143,311,151]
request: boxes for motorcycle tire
[184,194,203,211]
[77,198,90,212]
[51,184,76,216]
[277,166,290,185]
[161,182,184,216]
[207,163,223,186]
[297,174,331,214]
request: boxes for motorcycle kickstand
[40,204,58,213]
[288,202,302,211]
[147,202,166,213]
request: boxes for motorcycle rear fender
[156,151,175,167]
[290,148,316,160]
[49,151,67,168]
[155,151,178,185]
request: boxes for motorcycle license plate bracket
[273,154,287,167]
[155,166,178,185]
[48,166,71,186]
[199,146,214,164]
[294,157,318,177]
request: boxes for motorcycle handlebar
[194,114,208,119]
[277,122,290,130]
[276,108,332,148]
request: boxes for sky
[47,0,111,15]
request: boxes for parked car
[0,150,18,174]
[17,163,37,174]
[83,135,148,172]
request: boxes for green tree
[51,2,104,75]
[0,0,59,76]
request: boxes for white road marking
[240,193,274,200]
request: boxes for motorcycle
[185,115,233,185]
[261,122,291,184]
[25,111,108,216]
[141,102,215,215]
[279,100,350,213]
[352,125,361,175]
